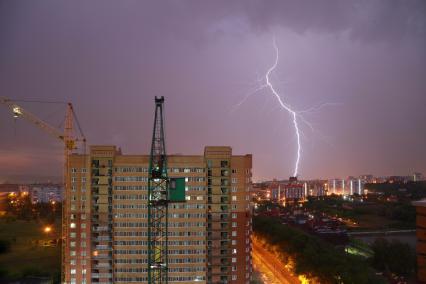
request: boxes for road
[252,238,301,284]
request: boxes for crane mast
[148,96,169,284]
[0,97,85,283]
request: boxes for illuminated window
[70,269,76,274]
[232,258,236,263]
[232,231,237,237]
[232,196,237,201]
[196,196,203,201]
[232,240,236,245]
[70,223,76,229]
[232,248,237,254]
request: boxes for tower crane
[148,96,169,284]
[0,96,86,282]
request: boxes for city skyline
[1,1,425,181]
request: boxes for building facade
[30,184,63,203]
[63,145,252,284]
[413,200,426,283]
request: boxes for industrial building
[63,145,253,284]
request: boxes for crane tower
[148,96,169,283]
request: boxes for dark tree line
[254,216,386,284]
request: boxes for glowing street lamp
[44,226,52,234]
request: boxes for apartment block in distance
[63,145,253,284]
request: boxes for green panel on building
[169,178,186,202]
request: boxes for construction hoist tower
[0,97,86,283]
[148,96,170,284]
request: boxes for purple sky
[0,1,425,181]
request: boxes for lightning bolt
[232,38,338,178]
[264,39,301,177]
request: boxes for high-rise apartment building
[63,145,252,284]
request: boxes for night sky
[0,1,425,181]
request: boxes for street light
[44,226,52,234]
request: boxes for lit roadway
[252,238,301,284]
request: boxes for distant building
[413,173,424,182]
[328,178,363,195]
[29,184,63,203]
[412,200,426,283]
[282,177,304,201]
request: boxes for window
[232,275,237,280]
[81,177,86,182]
[232,178,237,184]
[71,177,76,183]
[81,241,86,247]
[81,168,87,173]
[70,269,76,275]
[70,214,76,220]
[70,251,76,256]
[232,222,237,227]
[232,213,237,218]
[70,232,76,238]
[81,223,86,229]
[232,186,237,192]
[232,240,236,245]
[70,241,76,247]
[232,196,237,201]
[196,196,203,201]
[70,259,76,265]
[232,231,237,237]
[81,214,86,220]
[70,223,76,229]
[71,168,77,173]
[232,258,236,263]
[232,248,237,254]
[81,233,86,238]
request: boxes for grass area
[0,218,61,282]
